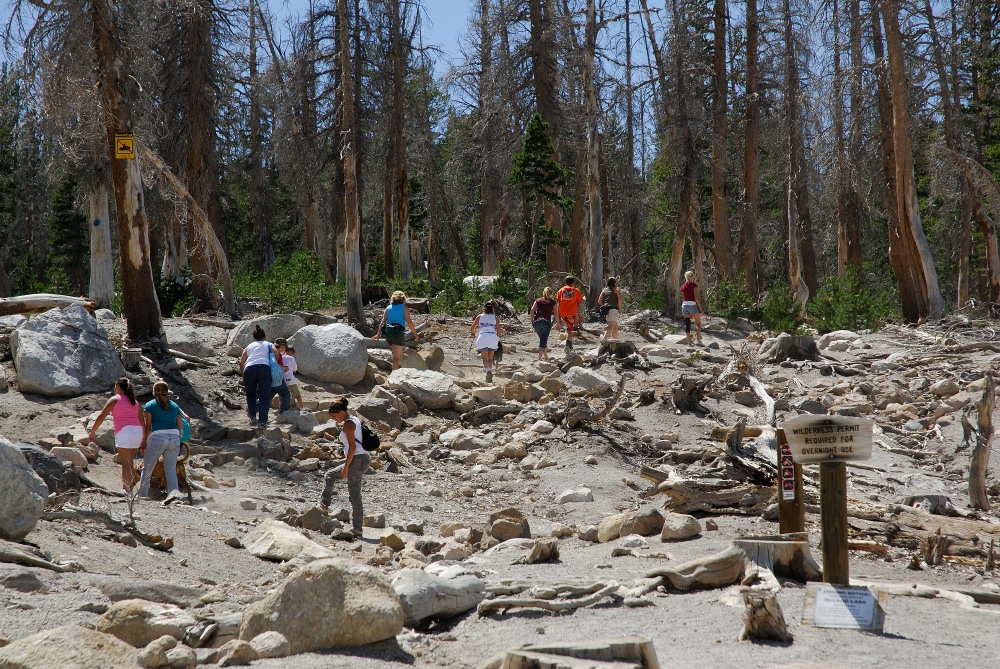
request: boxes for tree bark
[529,0,567,275]
[967,372,994,511]
[711,0,732,280]
[737,0,761,294]
[249,0,272,271]
[784,0,812,306]
[881,0,945,321]
[88,163,114,309]
[479,0,502,275]
[338,0,365,329]
[390,0,410,281]
[185,0,225,312]
[583,0,603,305]
[91,0,163,343]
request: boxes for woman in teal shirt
[373,290,419,371]
[138,381,183,499]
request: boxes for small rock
[380,531,405,551]
[216,639,258,667]
[618,534,649,549]
[705,519,719,531]
[137,635,176,668]
[165,645,197,669]
[549,522,574,538]
[249,631,290,659]
[660,513,701,541]
[364,514,386,529]
[529,420,555,434]
[225,536,243,548]
[459,485,475,498]
[557,487,594,504]
[577,525,599,542]
[502,443,528,459]
[584,455,598,465]
[611,548,633,557]
[239,499,257,511]
[534,457,557,469]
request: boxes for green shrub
[233,251,344,313]
[760,283,806,334]
[807,270,894,333]
[707,274,759,321]
[156,268,195,317]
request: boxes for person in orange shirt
[555,276,585,351]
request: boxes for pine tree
[46,174,89,296]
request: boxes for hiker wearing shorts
[556,276,584,351]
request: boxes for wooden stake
[777,429,804,534]
[819,462,849,584]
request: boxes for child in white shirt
[284,347,304,411]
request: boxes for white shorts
[115,426,143,450]
[606,309,620,323]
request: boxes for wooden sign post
[776,428,804,534]
[783,415,874,586]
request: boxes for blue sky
[276,0,471,67]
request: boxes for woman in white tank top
[470,301,502,383]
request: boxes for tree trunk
[784,0,812,305]
[881,0,945,321]
[529,0,566,276]
[249,0,272,271]
[382,143,396,279]
[584,0,603,306]
[711,0,732,280]
[91,0,163,343]
[88,166,114,309]
[737,0,760,294]
[186,0,224,312]
[339,0,365,329]
[479,0,502,275]
[390,0,410,281]
[841,0,864,278]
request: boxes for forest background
[1,0,998,342]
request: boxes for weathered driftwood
[670,375,712,413]
[739,590,792,643]
[167,349,215,366]
[857,581,1000,614]
[921,528,951,566]
[849,508,1000,554]
[514,538,560,565]
[477,582,619,616]
[43,505,174,552]
[478,636,661,669]
[757,334,819,363]
[0,294,94,317]
[187,317,236,329]
[727,425,778,485]
[965,371,995,511]
[461,403,525,426]
[644,535,821,593]
[485,579,607,597]
[592,373,633,423]
[656,479,775,515]
[392,569,487,627]
[0,538,69,572]
[747,375,776,426]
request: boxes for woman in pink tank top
[89,377,144,494]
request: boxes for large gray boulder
[0,625,138,669]
[563,367,611,395]
[226,314,306,351]
[164,324,221,358]
[15,442,80,502]
[288,324,368,386]
[10,305,126,397]
[239,558,403,654]
[0,437,48,541]
[244,519,335,562]
[385,368,459,409]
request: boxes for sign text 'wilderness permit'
[782,415,874,464]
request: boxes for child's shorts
[288,384,301,400]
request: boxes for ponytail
[153,381,171,411]
[116,377,136,405]
[253,325,266,341]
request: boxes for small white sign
[783,415,874,464]
[802,583,886,631]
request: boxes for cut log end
[739,590,793,643]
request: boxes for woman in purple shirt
[529,287,557,360]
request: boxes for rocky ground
[2,303,1000,668]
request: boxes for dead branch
[43,505,174,552]
[0,538,69,572]
[477,582,619,616]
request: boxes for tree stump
[638,389,656,406]
[921,528,951,566]
[670,375,711,413]
[597,340,639,359]
[758,335,820,363]
[739,590,793,643]
[479,636,661,669]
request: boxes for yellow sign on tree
[114,134,134,159]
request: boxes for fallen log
[656,478,775,515]
[43,505,174,552]
[0,294,94,317]
[0,538,70,572]
[460,403,524,426]
[167,349,216,366]
[966,371,995,511]
[392,569,487,627]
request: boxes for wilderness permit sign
[783,415,874,464]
